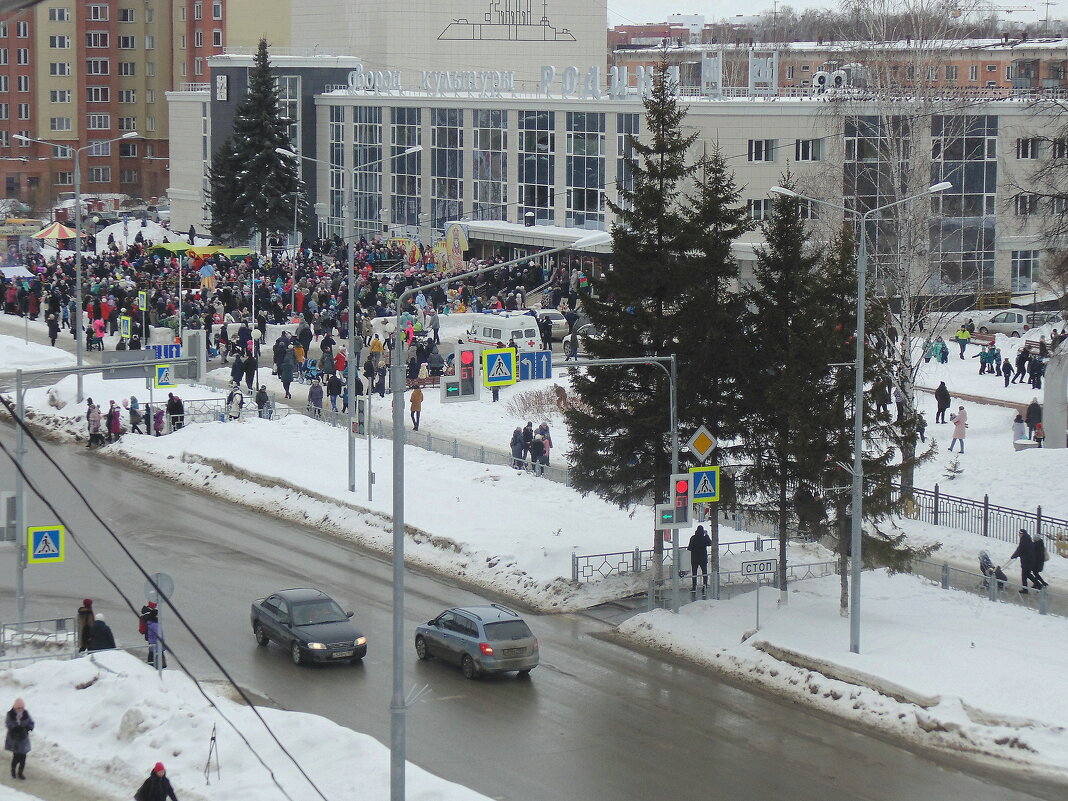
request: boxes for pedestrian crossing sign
[27,526,65,565]
[690,466,720,502]
[154,364,176,389]
[482,348,517,387]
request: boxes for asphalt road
[0,425,1062,801]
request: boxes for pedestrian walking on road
[5,698,33,780]
[687,525,712,595]
[135,763,178,801]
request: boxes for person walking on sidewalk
[409,386,423,431]
[948,406,968,453]
[687,525,712,595]
[4,698,32,780]
[954,325,970,358]
[1010,528,1041,593]
[135,763,179,801]
[1026,397,1042,439]
[934,382,951,424]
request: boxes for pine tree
[224,38,301,254]
[942,457,963,481]
[206,137,241,243]
[565,62,750,574]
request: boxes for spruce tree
[207,137,241,243]
[565,62,750,575]
[224,38,301,254]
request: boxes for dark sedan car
[250,588,367,665]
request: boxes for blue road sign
[154,364,176,388]
[482,348,517,387]
[518,350,553,381]
[690,466,720,502]
[27,526,65,564]
[150,344,182,360]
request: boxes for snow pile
[619,569,1068,779]
[0,335,76,372]
[0,651,491,801]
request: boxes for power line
[0,397,333,801]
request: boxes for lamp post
[15,132,139,403]
[769,181,951,654]
[278,144,422,494]
[387,229,610,800]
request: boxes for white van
[465,313,540,352]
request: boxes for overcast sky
[605,1,1045,27]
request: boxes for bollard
[755,535,762,552]
[941,562,949,589]
[647,575,655,612]
[1039,586,1049,615]
[571,552,578,583]
[933,483,940,525]
[711,570,720,601]
[632,547,641,574]
[988,573,997,602]
[983,494,989,538]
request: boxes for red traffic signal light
[674,478,689,494]
[460,350,475,365]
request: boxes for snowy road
[0,427,1061,801]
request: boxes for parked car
[250,588,367,665]
[415,604,538,679]
[537,309,569,340]
[977,310,1062,338]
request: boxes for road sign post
[518,350,552,381]
[741,558,777,631]
[154,364,176,389]
[690,466,720,502]
[482,347,517,387]
[26,526,65,564]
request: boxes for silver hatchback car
[415,604,539,679]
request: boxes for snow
[0,336,75,373]
[90,219,207,253]
[0,651,492,801]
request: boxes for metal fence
[912,558,1068,617]
[648,560,841,607]
[0,616,76,655]
[895,483,1068,546]
[572,537,779,583]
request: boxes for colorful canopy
[31,222,78,240]
[148,242,190,256]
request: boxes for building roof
[450,220,614,253]
[614,37,1068,55]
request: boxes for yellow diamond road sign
[686,425,717,461]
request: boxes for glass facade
[391,107,421,228]
[431,108,463,232]
[473,109,507,221]
[615,113,639,210]
[566,112,606,230]
[353,107,383,235]
[276,75,300,153]
[519,110,555,224]
[1011,250,1038,292]
[328,105,345,237]
[930,115,998,290]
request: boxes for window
[144,34,154,49]
[0,132,8,147]
[927,66,938,81]
[50,117,72,131]
[794,138,821,161]
[86,140,111,156]
[145,62,155,76]
[52,144,72,157]
[945,65,958,81]
[969,65,979,81]
[50,89,70,103]
[86,32,109,48]
[1011,250,1038,292]
[120,169,139,183]
[86,59,109,75]
[0,22,6,36]
[119,61,135,76]
[180,6,185,20]
[213,0,222,19]
[16,21,28,37]
[473,109,507,220]
[55,171,73,185]
[519,110,555,224]
[146,89,155,103]
[565,111,606,229]
[1053,196,1068,214]
[49,62,70,75]
[86,86,110,102]
[390,106,422,227]
[786,66,795,79]
[49,35,70,48]
[0,77,7,92]
[145,7,154,22]
[48,8,70,21]
[194,1,202,19]
[1053,139,1068,159]
[0,50,8,66]
[213,29,222,46]
[986,64,997,72]
[1014,193,1039,216]
[119,8,135,22]
[194,30,203,47]
[194,57,203,75]
[16,75,28,92]
[179,34,186,49]
[748,199,771,220]
[87,113,111,130]
[16,49,27,65]
[119,89,136,103]
[797,199,818,220]
[0,104,8,120]
[145,116,156,132]
[16,131,29,147]
[1016,138,1039,159]
[748,139,775,162]
[985,80,997,88]
[430,108,464,230]
[119,141,137,157]
[16,103,29,120]
[118,36,135,49]
[88,166,111,183]
[88,4,108,20]
[119,116,137,131]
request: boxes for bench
[406,376,441,389]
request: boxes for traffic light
[670,473,691,527]
[440,346,481,403]
[352,398,368,438]
[459,347,476,396]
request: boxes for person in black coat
[88,613,116,650]
[5,698,33,779]
[687,525,713,594]
[135,763,179,801]
[1010,529,1041,592]
[522,422,534,462]
[46,314,59,346]
[1032,535,1049,588]
[1025,398,1042,440]
[934,381,951,424]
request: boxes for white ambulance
[464,312,540,352]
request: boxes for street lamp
[14,131,139,403]
[387,229,610,801]
[278,144,422,496]
[768,180,951,654]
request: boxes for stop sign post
[741,559,776,631]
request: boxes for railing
[913,559,1067,617]
[0,616,76,655]
[572,538,779,583]
[178,82,209,92]
[647,560,840,606]
[894,483,1068,546]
